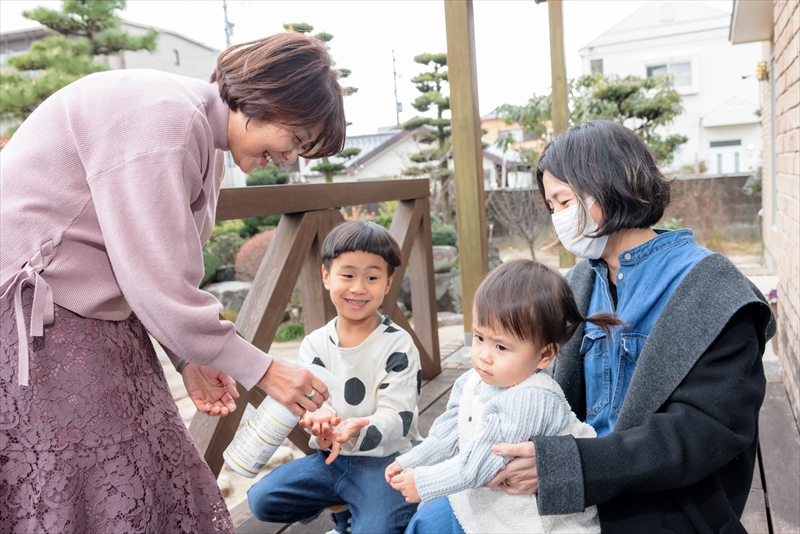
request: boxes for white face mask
[551,196,609,259]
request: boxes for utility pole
[392,50,401,127]
[222,0,235,48]
[537,0,575,267]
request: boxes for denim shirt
[583,229,711,436]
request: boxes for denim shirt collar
[588,228,695,273]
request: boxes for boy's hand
[389,468,420,503]
[325,417,370,465]
[385,460,403,483]
[299,408,337,437]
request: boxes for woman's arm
[533,307,765,514]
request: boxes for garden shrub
[235,228,277,281]
[430,214,458,248]
[275,323,304,342]
[202,252,220,286]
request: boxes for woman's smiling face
[226,110,323,174]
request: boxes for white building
[579,2,763,174]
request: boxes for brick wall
[762,0,800,422]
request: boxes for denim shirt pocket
[581,329,610,417]
[612,333,648,414]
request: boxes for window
[499,129,523,143]
[173,49,180,66]
[590,59,603,75]
[717,154,722,174]
[734,152,740,173]
[647,61,691,87]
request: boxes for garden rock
[213,264,237,283]
[204,281,252,312]
[398,269,462,314]
[432,246,459,273]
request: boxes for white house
[579,1,764,174]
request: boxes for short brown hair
[474,260,622,349]
[211,32,346,158]
[536,120,673,237]
[322,220,402,276]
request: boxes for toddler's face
[323,251,393,327]
[470,321,550,388]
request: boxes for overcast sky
[0,0,733,136]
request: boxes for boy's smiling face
[322,251,393,328]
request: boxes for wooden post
[546,0,576,268]
[444,0,489,345]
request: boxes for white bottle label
[224,397,298,478]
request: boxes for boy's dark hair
[474,260,623,349]
[322,220,402,276]
[535,120,673,238]
[211,32,346,159]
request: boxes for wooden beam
[546,0,576,269]
[444,0,489,344]
[216,179,430,221]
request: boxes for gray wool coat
[533,253,776,533]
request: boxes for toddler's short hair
[322,220,402,275]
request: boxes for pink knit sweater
[0,69,272,389]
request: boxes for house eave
[729,0,773,45]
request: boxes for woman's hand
[486,442,539,495]
[182,363,239,416]
[256,359,330,417]
[385,460,403,484]
[389,468,421,503]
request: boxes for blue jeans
[248,450,416,534]
[405,497,465,534]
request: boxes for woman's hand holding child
[486,442,539,495]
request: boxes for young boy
[247,220,422,534]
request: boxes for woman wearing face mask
[0,32,341,532]
[482,120,776,532]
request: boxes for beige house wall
[761,0,800,421]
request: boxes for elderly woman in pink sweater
[0,32,344,533]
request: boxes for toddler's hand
[389,468,420,503]
[385,460,402,484]
[325,417,370,465]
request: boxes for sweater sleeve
[534,307,765,515]
[414,386,571,502]
[344,332,422,454]
[395,371,469,469]
[86,141,272,390]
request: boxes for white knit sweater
[397,369,600,534]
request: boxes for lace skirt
[0,287,234,533]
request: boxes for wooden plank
[237,212,319,352]
[418,369,466,413]
[299,211,337,334]
[418,391,451,438]
[444,0,488,342]
[759,383,800,534]
[217,179,430,221]
[383,199,423,319]
[408,197,440,378]
[741,455,769,533]
[232,499,289,534]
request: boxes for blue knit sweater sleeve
[413,386,571,502]
[395,371,468,469]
